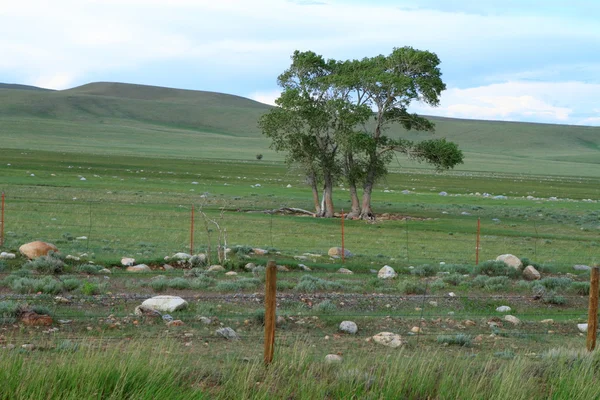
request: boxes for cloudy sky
[1,0,599,125]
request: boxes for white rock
[225,271,238,276]
[496,306,511,312]
[325,354,343,363]
[573,265,591,271]
[448,292,456,297]
[141,296,188,313]
[80,177,86,181]
[244,263,256,271]
[541,319,554,324]
[504,315,521,325]
[299,264,312,271]
[121,257,135,266]
[337,268,353,274]
[126,264,151,272]
[378,265,397,279]
[0,252,16,259]
[578,323,588,333]
[65,255,80,261]
[439,191,448,196]
[339,321,358,334]
[523,265,541,281]
[495,254,522,269]
[172,252,192,260]
[286,184,292,188]
[99,268,111,274]
[216,327,239,340]
[75,236,87,240]
[208,265,225,272]
[372,332,403,348]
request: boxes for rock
[337,268,353,275]
[541,319,554,324]
[197,316,212,324]
[573,265,591,271]
[276,316,286,326]
[21,344,35,351]
[439,191,448,196]
[325,354,343,363]
[299,264,312,272]
[277,265,289,272]
[65,255,80,261]
[76,236,87,240]
[378,265,397,279]
[372,332,403,348]
[225,271,238,276]
[162,264,174,271]
[339,321,358,334]
[216,327,240,340]
[20,312,53,326]
[0,252,16,259]
[286,184,292,188]
[126,264,151,272]
[448,292,456,297]
[410,326,422,334]
[141,296,188,313]
[172,252,192,260]
[121,257,135,266]
[495,254,522,269]
[252,248,268,255]
[328,247,353,258]
[523,265,541,281]
[504,315,521,325]
[167,320,185,327]
[19,241,58,259]
[464,320,476,327]
[54,296,70,304]
[99,268,111,274]
[134,305,162,317]
[244,263,256,271]
[207,265,225,272]
[496,306,511,312]
[578,323,588,333]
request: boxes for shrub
[190,275,216,289]
[473,260,521,279]
[472,275,490,288]
[399,281,427,295]
[81,281,100,296]
[443,273,464,286]
[184,268,206,278]
[440,264,472,275]
[437,334,472,347]
[314,300,336,314]
[571,282,590,296]
[30,305,52,316]
[188,255,207,268]
[411,265,437,277]
[542,291,567,305]
[484,276,510,291]
[215,278,261,291]
[11,277,64,294]
[167,278,191,290]
[295,276,344,293]
[0,261,6,272]
[231,246,253,255]
[256,154,263,160]
[24,254,65,274]
[0,300,19,323]
[277,281,296,290]
[63,278,82,291]
[539,277,572,291]
[150,278,168,292]
[252,309,265,325]
[76,264,103,274]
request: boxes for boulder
[523,265,541,281]
[197,316,212,324]
[126,264,151,272]
[372,332,403,348]
[337,268,353,275]
[328,247,353,258]
[299,264,312,272]
[19,241,58,259]
[172,252,192,261]
[162,264,174,271]
[410,326,422,334]
[207,265,225,272]
[496,306,511,312]
[216,327,240,340]
[244,263,256,271]
[378,265,397,279]
[141,296,188,313]
[121,257,135,266]
[495,254,522,269]
[339,321,358,334]
[578,323,588,333]
[325,354,343,363]
[504,315,521,325]
[573,265,591,271]
[541,319,554,324]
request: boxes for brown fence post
[475,217,480,265]
[264,260,277,365]
[0,192,4,247]
[341,209,345,264]
[587,266,599,352]
[190,204,195,255]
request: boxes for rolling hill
[0,81,598,177]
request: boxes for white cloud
[249,90,281,106]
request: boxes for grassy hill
[0,81,598,177]
[0,83,53,91]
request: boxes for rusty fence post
[190,204,195,255]
[341,209,345,264]
[0,192,4,247]
[264,260,277,365]
[587,266,599,352]
[475,217,481,265]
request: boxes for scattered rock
[448,292,456,297]
[372,332,403,348]
[276,316,286,326]
[573,265,591,271]
[244,263,256,271]
[496,306,511,312]
[410,326,422,334]
[76,236,87,240]
[167,320,185,327]
[495,254,522,269]
[429,301,438,307]
[19,241,58,259]
[20,312,53,326]
[54,296,70,304]
[225,271,238,276]
[121,257,135,266]
[141,296,188,313]
[134,305,162,317]
[504,315,521,325]
[328,247,353,258]
[65,255,80,261]
[252,248,268,255]
[377,265,397,279]
[208,265,225,272]
[216,327,240,340]
[298,264,312,271]
[21,344,35,351]
[126,264,151,272]
[172,252,192,261]
[439,191,448,196]
[197,316,212,324]
[339,321,358,334]
[0,252,16,259]
[541,319,554,324]
[464,320,476,327]
[325,354,343,363]
[277,265,290,272]
[523,265,541,281]
[162,264,174,271]
[337,268,353,274]
[578,323,588,333]
[99,268,111,274]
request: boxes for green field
[1,82,599,398]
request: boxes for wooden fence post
[587,266,599,352]
[190,204,195,255]
[475,217,480,265]
[341,209,345,264]
[0,192,4,247]
[264,260,277,365]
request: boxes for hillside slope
[0,82,598,176]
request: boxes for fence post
[475,217,480,265]
[190,204,195,255]
[587,266,599,352]
[405,218,410,264]
[341,209,345,264]
[0,192,4,247]
[264,260,277,365]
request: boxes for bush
[0,261,6,272]
[0,300,19,323]
[277,281,296,290]
[542,291,567,305]
[437,334,472,347]
[256,154,263,160]
[411,265,437,277]
[167,278,191,290]
[473,260,521,279]
[11,277,64,294]
[443,273,464,286]
[184,268,206,278]
[429,279,446,291]
[231,246,253,255]
[188,255,207,268]
[215,278,261,291]
[484,276,510,291]
[63,278,82,291]
[190,275,216,289]
[76,264,103,274]
[539,277,572,291]
[440,264,472,275]
[399,281,427,295]
[24,254,65,274]
[295,276,344,293]
[571,282,590,296]
[252,309,265,325]
[81,281,100,296]
[472,275,489,288]
[30,305,52,316]
[314,300,336,314]
[150,278,168,292]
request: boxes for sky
[1,0,599,126]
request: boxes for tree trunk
[359,152,378,220]
[347,182,360,219]
[308,173,321,215]
[322,172,334,218]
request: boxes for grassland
[0,82,599,398]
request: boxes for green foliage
[440,264,472,275]
[294,275,344,293]
[81,281,101,296]
[0,260,6,272]
[429,279,446,291]
[76,264,103,274]
[314,300,337,314]
[63,278,82,291]
[190,275,216,289]
[30,305,52,316]
[255,154,263,160]
[542,291,567,305]
[149,278,168,292]
[11,277,64,294]
[167,278,190,290]
[0,301,19,323]
[472,275,490,288]
[473,261,521,279]
[442,273,464,286]
[539,277,573,291]
[188,255,207,268]
[411,265,437,277]
[231,246,253,255]
[276,280,296,290]
[484,276,510,291]
[570,282,590,295]
[24,254,66,274]
[437,334,472,347]
[399,281,427,295]
[251,309,265,325]
[183,267,206,278]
